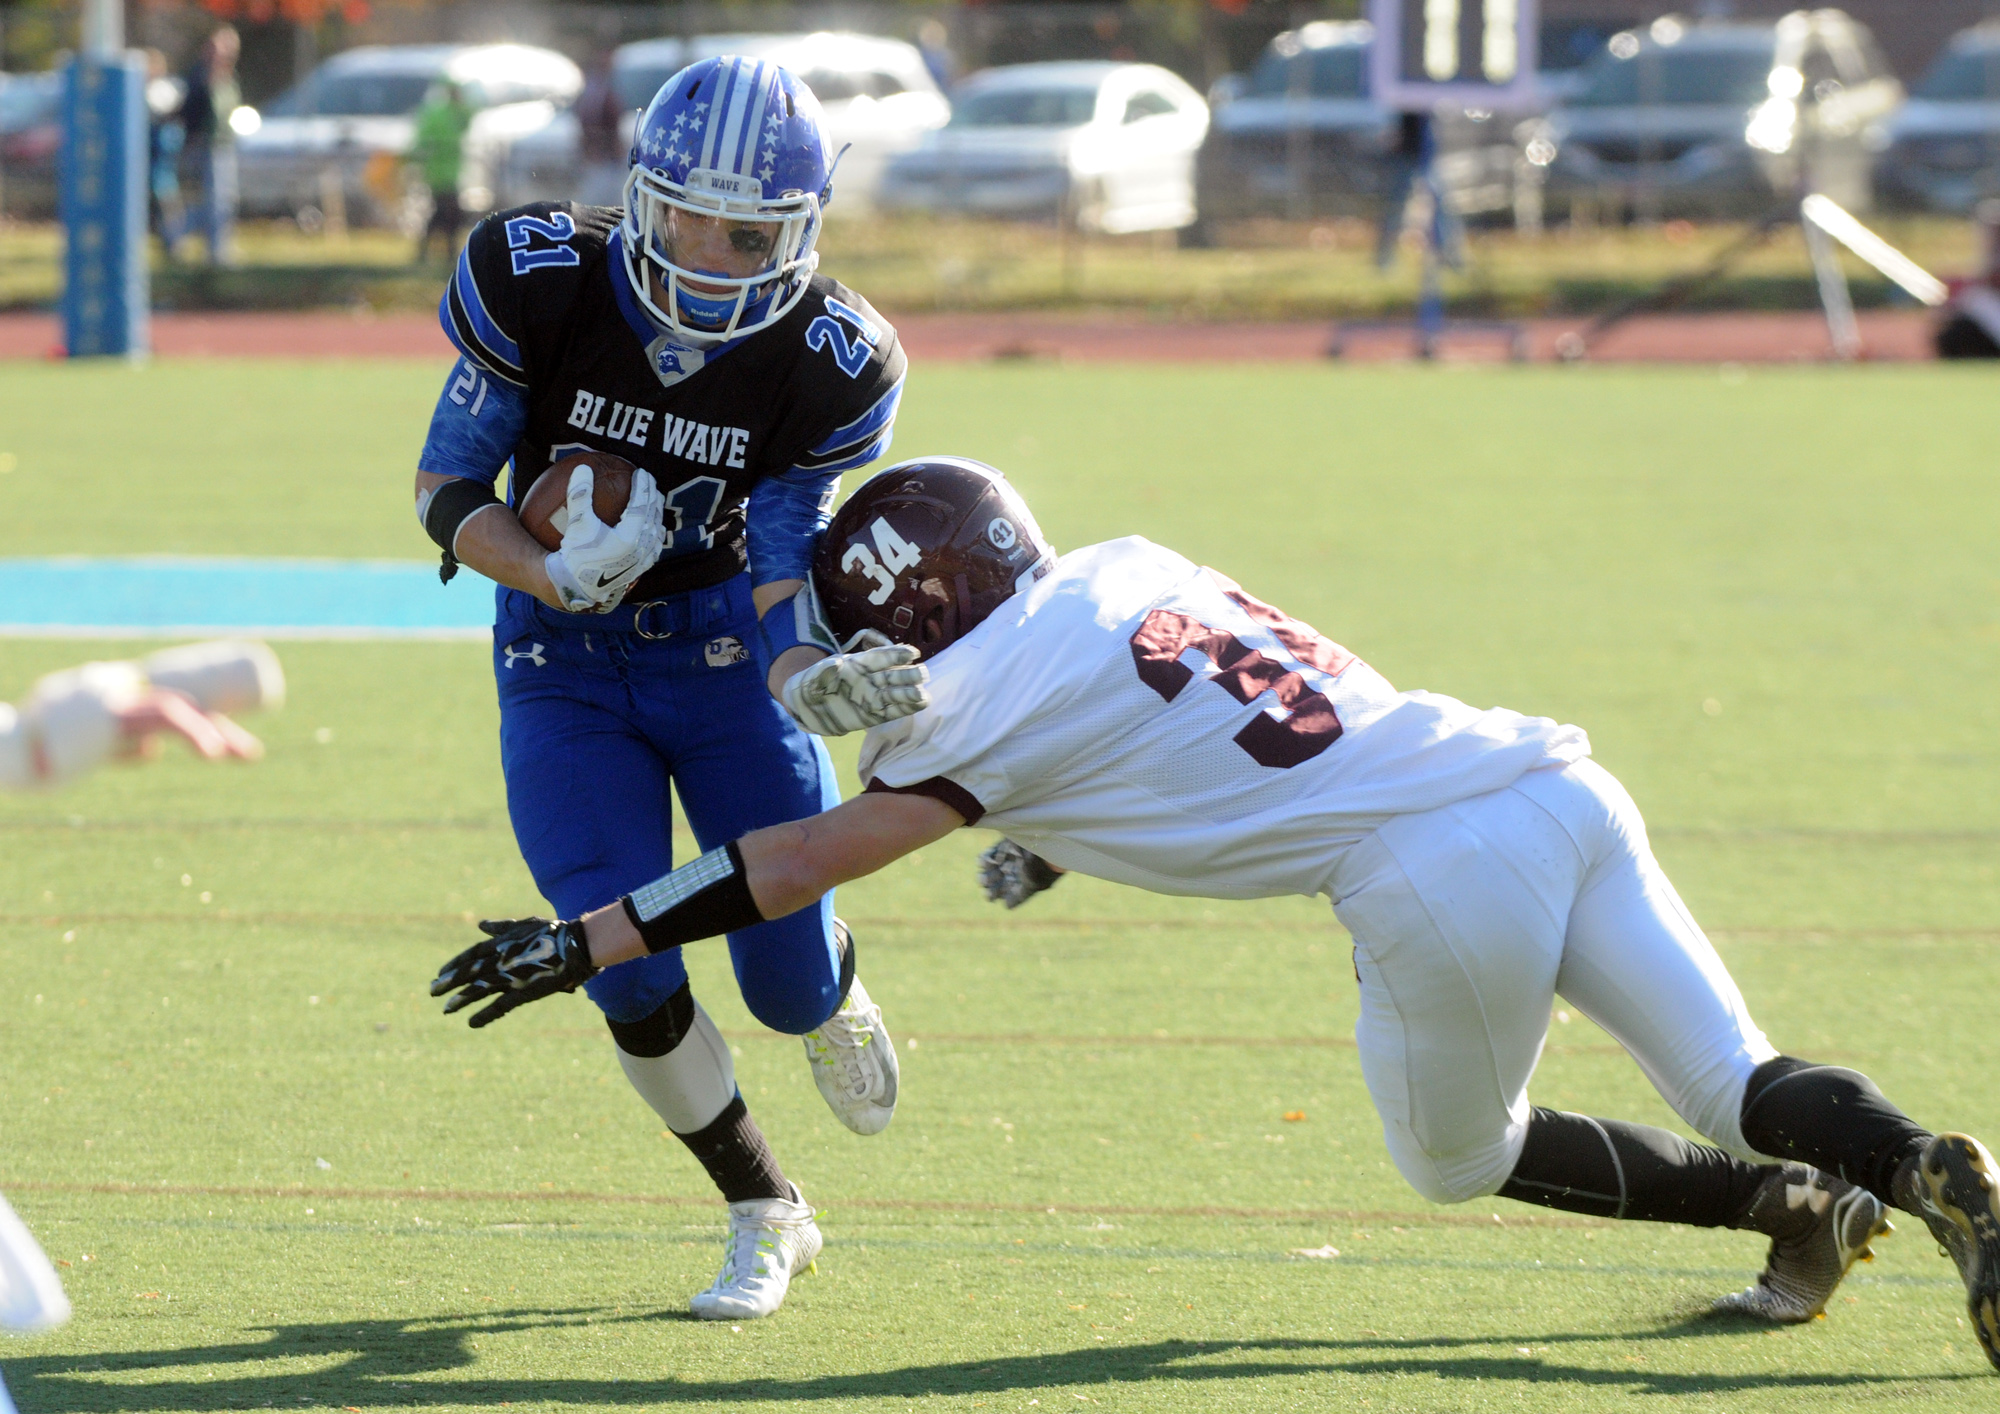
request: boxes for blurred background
[2,0,1999,330]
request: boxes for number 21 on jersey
[806,298,881,378]
[505,212,580,275]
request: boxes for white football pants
[1329,757,1777,1205]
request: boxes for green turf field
[0,359,1996,1411]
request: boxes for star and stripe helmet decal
[619,56,836,347]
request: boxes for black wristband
[620,841,764,954]
[422,476,504,584]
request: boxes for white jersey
[857,537,1589,900]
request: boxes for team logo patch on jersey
[704,635,749,668]
[648,336,709,388]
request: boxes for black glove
[978,840,1063,910]
[430,916,599,1029]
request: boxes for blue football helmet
[620,55,835,346]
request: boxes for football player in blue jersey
[409,56,930,1320]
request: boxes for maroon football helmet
[813,458,1056,659]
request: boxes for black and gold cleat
[1914,1134,2000,1372]
[1713,1164,1892,1323]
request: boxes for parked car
[1193,21,1537,234]
[1196,22,1389,224]
[501,33,949,214]
[1525,13,1900,220]
[0,70,61,220]
[1876,24,2000,213]
[879,61,1207,232]
[235,44,582,226]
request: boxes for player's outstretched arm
[0,643,281,789]
[432,791,963,1026]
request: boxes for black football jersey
[444,202,906,601]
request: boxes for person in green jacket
[412,78,475,264]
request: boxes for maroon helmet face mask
[812,458,1056,660]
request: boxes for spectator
[180,26,241,266]
[411,77,475,264]
[144,49,187,258]
[917,19,956,96]
[575,47,625,207]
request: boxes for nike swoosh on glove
[544,466,667,613]
[780,645,930,736]
[431,916,599,1028]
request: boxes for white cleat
[688,1185,822,1321]
[802,974,899,1136]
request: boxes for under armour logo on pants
[505,642,547,669]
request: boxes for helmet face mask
[619,57,833,347]
[813,458,1057,662]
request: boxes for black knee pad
[834,918,855,1003]
[1740,1055,1930,1201]
[604,981,697,1059]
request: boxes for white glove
[544,465,666,613]
[780,645,930,736]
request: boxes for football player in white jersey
[0,641,282,1413]
[432,459,2000,1371]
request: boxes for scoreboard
[1368,0,1540,110]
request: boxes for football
[517,451,638,551]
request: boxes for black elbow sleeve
[421,477,504,583]
[619,841,765,953]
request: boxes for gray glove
[780,643,930,736]
[979,840,1063,909]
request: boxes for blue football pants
[492,576,842,1035]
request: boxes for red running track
[0,307,1938,363]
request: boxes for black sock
[1738,1056,1932,1206]
[1498,1107,1770,1226]
[673,1094,791,1203]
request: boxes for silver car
[1877,25,2000,213]
[1527,13,1899,219]
[1194,20,1530,230]
[236,44,582,226]
[501,33,949,214]
[879,61,1208,232]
